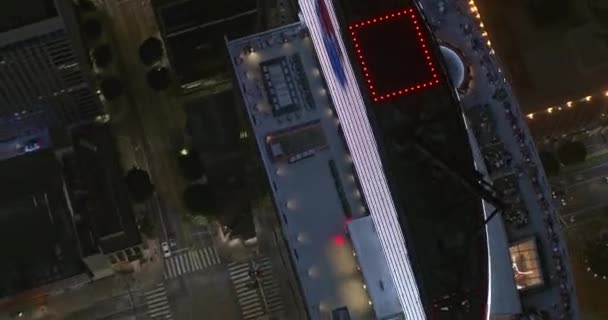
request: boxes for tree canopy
[585,234,608,279]
[557,141,587,165]
[177,150,205,181]
[78,0,97,12]
[92,45,112,68]
[100,77,123,100]
[183,183,217,216]
[146,67,171,91]
[83,18,102,40]
[139,37,164,66]
[539,151,560,176]
[125,167,154,202]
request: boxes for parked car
[161,241,171,258]
[24,139,40,153]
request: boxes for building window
[509,238,544,290]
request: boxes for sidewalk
[41,253,163,318]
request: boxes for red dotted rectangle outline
[348,7,440,102]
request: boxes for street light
[180,148,189,156]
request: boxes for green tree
[125,167,154,203]
[183,183,217,216]
[177,150,205,181]
[557,141,587,165]
[138,37,164,66]
[585,234,608,279]
[83,18,102,40]
[539,151,560,176]
[78,0,97,12]
[92,44,112,68]
[146,67,171,91]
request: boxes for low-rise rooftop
[228,23,400,319]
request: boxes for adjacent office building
[0,0,101,137]
[152,0,259,92]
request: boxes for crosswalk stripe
[148,304,170,313]
[183,254,192,273]
[165,260,173,277]
[180,254,188,274]
[143,283,173,319]
[178,255,187,274]
[163,246,222,279]
[212,247,221,264]
[190,251,201,270]
[202,248,211,266]
[145,286,165,295]
[147,296,168,305]
[208,247,217,266]
[146,291,166,301]
[173,257,181,276]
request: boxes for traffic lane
[61,292,140,320]
[563,179,608,214]
[102,0,190,242]
[166,266,241,320]
[559,162,608,187]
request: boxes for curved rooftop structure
[440,45,467,90]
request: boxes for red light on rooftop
[333,235,345,246]
[348,6,440,102]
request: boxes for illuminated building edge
[301,0,426,318]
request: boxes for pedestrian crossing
[163,246,221,279]
[143,283,172,319]
[228,256,285,320]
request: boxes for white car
[161,241,171,258]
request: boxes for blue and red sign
[316,0,347,87]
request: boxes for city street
[97,0,190,247]
[564,179,608,213]
[166,263,242,320]
[553,159,608,221]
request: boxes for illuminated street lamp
[180,148,189,156]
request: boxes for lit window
[239,131,248,139]
[509,239,544,290]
